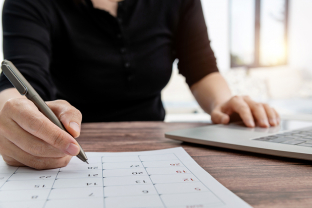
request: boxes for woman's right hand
[0,98,82,169]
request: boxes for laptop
[165,119,312,161]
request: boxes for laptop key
[297,142,312,147]
[303,136,312,140]
[291,134,305,137]
[297,132,311,136]
[267,136,278,140]
[283,132,293,135]
[295,138,310,142]
[255,137,272,141]
[282,140,305,145]
[270,137,291,143]
[284,136,296,139]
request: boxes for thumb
[47,100,82,138]
[211,109,230,124]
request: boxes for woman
[0,0,279,169]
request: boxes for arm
[175,0,279,128]
[0,0,81,169]
[191,72,280,127]
[191,72,231,114]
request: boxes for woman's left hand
[211,95,280,128]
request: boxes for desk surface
[78,122,312,208]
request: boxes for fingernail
[261,119,270,127]
[70,122,80,134]
[270,118,277,126]
[247,120,255,127]
[66,143,80,156]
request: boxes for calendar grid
[0,167,19,190]
[172,153,225,205]
[137,155,167,208]
[0,148,251,208]
[0,154,224,208]
[101,156,106,208]
[43,169,61,208]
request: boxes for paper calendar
[0,147,251,208]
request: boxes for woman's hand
[211,96,280,128]
[0,98,82,169]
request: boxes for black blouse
[0,0,218,122]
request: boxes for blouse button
[124,62,131,68]
[117,18,123,24]
[117,34,122,39]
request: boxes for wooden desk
[78,122,312,208]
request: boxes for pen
[1,60,88,164]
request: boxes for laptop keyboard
[254,128,312,147]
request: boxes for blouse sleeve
[0,0,55,101]
[176,0,219,87]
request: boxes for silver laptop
[165,119,312,161]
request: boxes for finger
[47,100,82,138]
[4,98,80,156]
[262,104,278,126]
[273,108,281,124]
[2,155,25,167]
[243,97,269,128]
[0,118,66,157]
[211,108,230,124]
[1,137,72,170]
[221,96,255,127]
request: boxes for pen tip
[85,161,89,164]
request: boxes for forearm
[190,72,232,114]
[0,88,24,111]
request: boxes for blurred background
[163,0,312,122]
[1,0,311,122]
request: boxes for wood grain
[78,122,312,208]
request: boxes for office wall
[201,0,230,73]
[288,0,312,72]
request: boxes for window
[230,0,289,68]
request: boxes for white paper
[0,147,251,208]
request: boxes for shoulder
[2,0,67,22]
[3,0,55,14]
[2,0,66,28]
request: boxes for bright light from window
[230,0,255,66]
[230,0,288,68]
[260,0,287,66]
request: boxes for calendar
[0,147,251,208]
